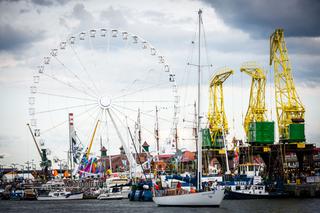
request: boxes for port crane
[27,123,52,179]
[240,62,267,137]
[208,67,233,147]
[270,29,305,142]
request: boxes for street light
[54,158,66,178]
[0,164,4,175]
[19,164,25,181]
[32,159,36,170]
[25,161,32,180]
[20,164,25,173]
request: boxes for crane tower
[241,62,274,144]
[207,67,233,148]
[270,29,305,142]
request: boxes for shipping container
[213,135,224,148]
[289,123,305,142]
[202,128,212,148]
[248,121,274,144]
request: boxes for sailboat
[153,9,225,207]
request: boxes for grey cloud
[59,17,68,28]
[286,37,320,55]
[0,24,44,52]
[0,135,20,146]
[31,0,69,6]
[143,10,192,25]
[203,0,320,37]
[73,3,93,20]
[99,6,128,28]
[290,55,320,87]
[31,0,53,6]
[293,71,320,88]
[19,8,30,13]
[71,3,95,31]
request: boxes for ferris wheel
[28,28,179,170]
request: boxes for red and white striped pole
[68,113,74,177]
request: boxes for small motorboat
[24,188,37,200]
[97,187,124,200]
[37,189,83,201]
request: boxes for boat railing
[154,188,191,197]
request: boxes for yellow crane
[240,62,267,135]
[270,29,305,142]
[240,62,274,144]
[86,120,100,158]
[208,67,233,147]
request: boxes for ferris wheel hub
[98,96,112,109]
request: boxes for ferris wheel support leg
[106,109,137,176]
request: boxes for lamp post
[32,159,36,170]
[0,164,4,176]
[54,158,66,178]
[58,159,63,178]
[20,164,24,172]
[19,164,25,181]
[25,161,31,180]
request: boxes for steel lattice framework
[240,62,267,136]
[208,67,233,142]
[270,29,305,140]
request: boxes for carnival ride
[28,28,179,177]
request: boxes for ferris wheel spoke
[76,107,102,150]
[52,56,99,98]
[110,106,155,136]
[112,103,172,123]
[42,73,98,99]
[113,100,173,103]
[112,82,168,100]
[41,104,99,135]
[73,106,102,141]
[88,36,103,96]
[36,102,98,114]
[70,45,101,97]
[37,91,96,102]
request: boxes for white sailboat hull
[153,189,225,206]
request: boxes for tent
[2,172,18,182]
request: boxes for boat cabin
[238,163,263,177]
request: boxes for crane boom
[208,67,233,147]
[240,62,267,136]
[270,29,305,142]
[26,123,51,178]
[27,123,42,157]
[86,120,100,158]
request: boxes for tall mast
[196,9,202,191]
[155,106,160,156]
[137,108,142,153]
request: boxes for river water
[0,198,319,213]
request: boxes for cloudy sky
[0,0,319,169]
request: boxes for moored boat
[97,186,124,200]
[153,9,226,207]
[225,184,286,199]
[37,189,83,201]
[153,188,225,206]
